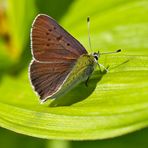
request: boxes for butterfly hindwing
[30,60,75,101]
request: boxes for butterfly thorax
[51,54,96,98]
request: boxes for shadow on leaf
[49,69,107,107]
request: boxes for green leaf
[6,0,36,59]
[0,0,148,140]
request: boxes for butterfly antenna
[87,16,92,52]
[100,49,121,55]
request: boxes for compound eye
[94,55,98,60]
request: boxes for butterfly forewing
[31,14,87,62]
[30,14,87,101]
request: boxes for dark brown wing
[29,60,75,102]
[31,14,87,62]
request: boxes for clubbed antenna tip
[87,16,92,52]
[116,49,121,52]
[87,16,90,22]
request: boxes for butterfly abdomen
[51,54,96,98]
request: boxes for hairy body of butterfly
[29,14,98,103]
[50,54,97,100]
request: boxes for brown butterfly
[29,14,121,103]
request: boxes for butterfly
[29,14,121,103]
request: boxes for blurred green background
[0,0,148,147]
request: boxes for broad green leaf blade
[5,0,36,59]
[0,0,148,140]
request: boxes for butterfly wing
[31,14,87,62]
[30,60,75,102]
[30,14,87,101]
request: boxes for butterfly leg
[97,63,108,72]
[85,76,90,87]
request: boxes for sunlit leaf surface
[0,0,148,140]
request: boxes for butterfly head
[92,52,100,62]
[92,49,121,63]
